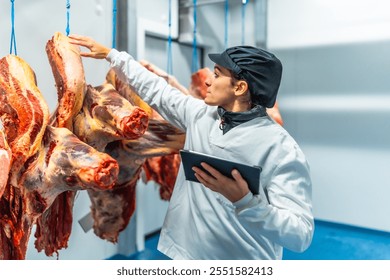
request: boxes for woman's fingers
[200,162,222,179]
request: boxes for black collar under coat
[217,105,267,134]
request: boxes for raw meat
[125,61,186,200]
[0,55,50,180]
[0,125,119,259]
[189,67,212,99]
[0,42,119,259]
[94,118,185,240]
[266,101,284,126]
[143,153,181,200]
[83,74,185,241]
[33,32,87,257]
[87,140,142,242]
[0,128,11,199]
[31,126,119,257]
[0,53,49,259]
[46,32,86,130]
[1,33,180,258]
[70,81,150,242]
[106,68,155,118]
[73,83,149,150]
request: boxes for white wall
[268,0,390,232]
[268,0,390,49]
[1,0,121,260]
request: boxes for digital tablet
[179,149,262,195]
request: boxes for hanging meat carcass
[106,68,185,202]
[72,82,150,242]
[30,36,182,243]
[0,32,183,257]
[0,53,50,259]
[32,126,119,256]
[77,73,184,242]
[0,52,120,259]
[34,31,88,257]
[35,32,152,255]
[0,55,50,181]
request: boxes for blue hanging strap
[192,0,198,73]
[241,0,248,45]
[112,0,117,48]
[9,0,17,55]
[66,0,70,36]
[167,0,173,75]
[224,0,229,49]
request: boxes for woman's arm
[194,146,314,253]
[69,34,203,131]
[68,34,111,59]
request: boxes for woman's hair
[228,69,241,87]
[228,70,252,106]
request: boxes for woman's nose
[205,75,212,87]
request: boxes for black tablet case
[180,149,262,195]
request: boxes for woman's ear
[234,80,249,96]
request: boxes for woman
[69,34,314,260]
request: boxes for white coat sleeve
[106,49,203,131]
[234,144,314,253]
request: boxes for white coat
[107,49,314,260]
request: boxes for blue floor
[109,220,390,260]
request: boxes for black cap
[208,46,282,108]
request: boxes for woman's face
[204,65,237,111]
